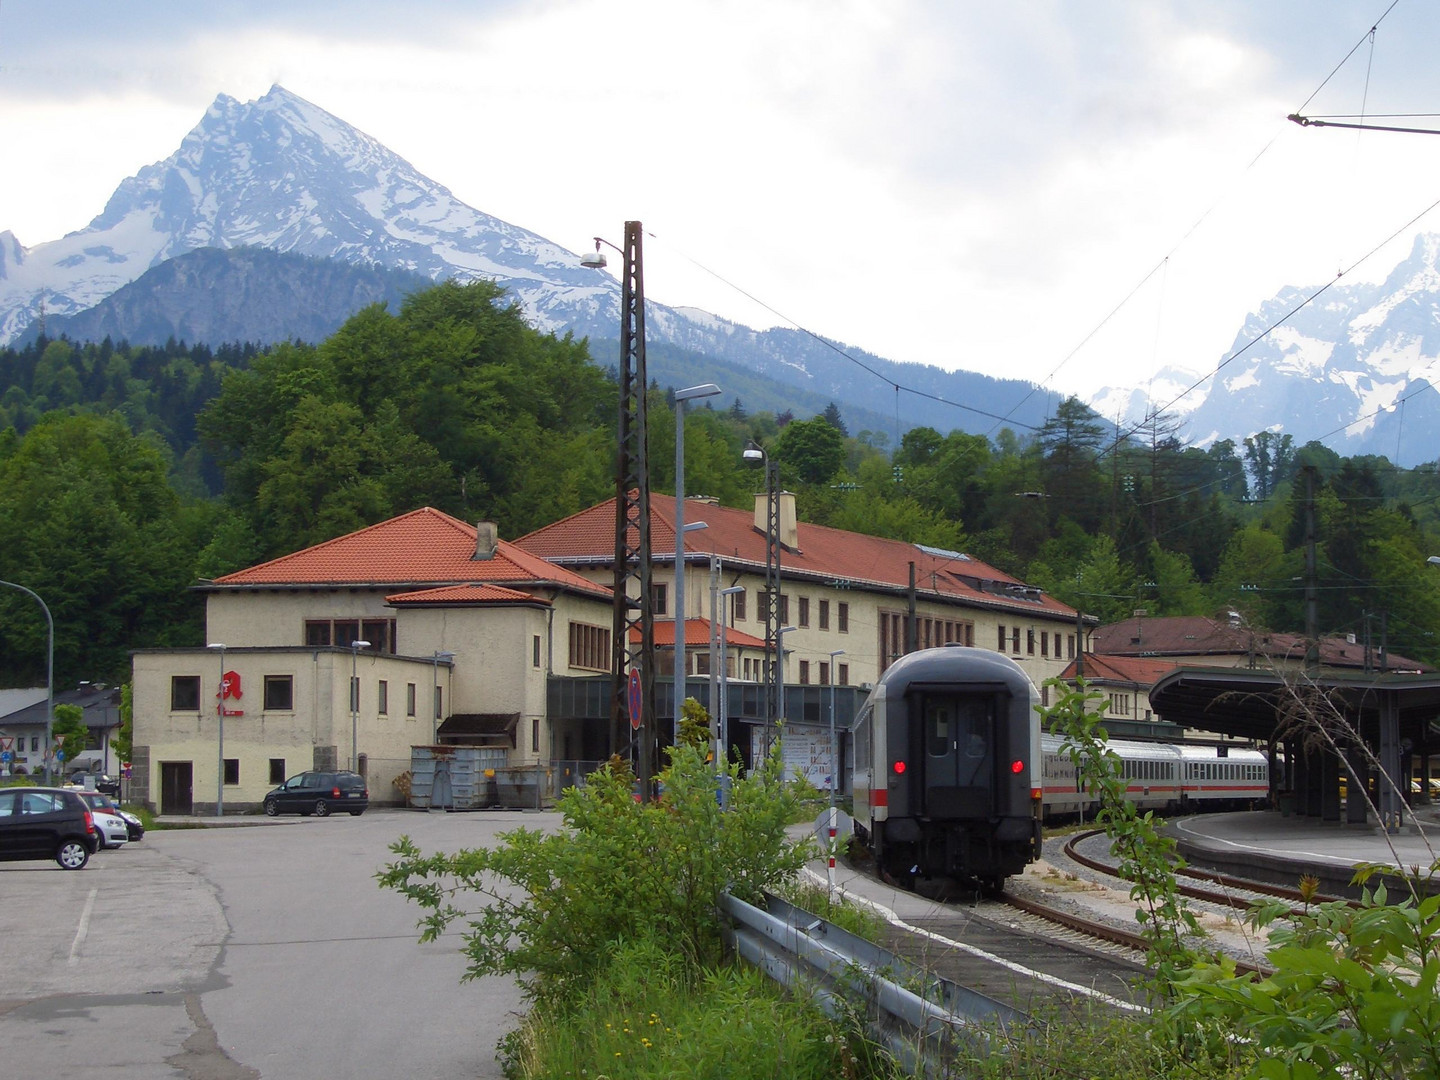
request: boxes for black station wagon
[263,771,369,817]
[0,787,101,869]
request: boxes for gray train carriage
[852,646,1042,891]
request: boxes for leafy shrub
[378,741,815,1004]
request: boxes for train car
[1039,735,1268,820]
[852,645,1042,891]
[1177,745,1268,810]
[1040,734,1182,817]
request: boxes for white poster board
[781,725,837,790]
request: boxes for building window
[820,662,830,685]
[171,676,201,711]
[799,660,810,685]
[1041,632,1049,657]
[997,625,1006,652]
[568,622,611,672]
[695,652,712,675]
[779,593,789,624]
[838,663,849,685]
[532,717,540,754]
[651,582,668,616]
[406,683,417,717]
[1068,634,1075,659]
[269,758,286,784]
[378,680,389,715]
[434,685,443,721]
[263,675,294,711]
[1026,628,1035,655]
[753,588,765,622]
[838,602,849,633]
[1011,627,1020,652]
[305,618,396,652]
[798,597,810,627]
[732,590,746,622]
[533,635,542,668]
[819,599,830,630]
[223,759,240,785]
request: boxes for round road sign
[627,668,642,730]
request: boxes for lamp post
[717,585,746,773]
[431,650,455,745]
[743,440,782,727]
[0,581,52,784]
[207,643,226,816]
[672,383,722,747]
[827,648,845,810]
[350,640,371,772]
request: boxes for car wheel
[264,799,279,817]
[56,840,90,870]
[313,799,330,817]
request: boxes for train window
[928,706,951,757]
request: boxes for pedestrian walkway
[1169,808,1440,898]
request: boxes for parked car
[73,790,142,844]
[263,771,369,817]
[0,787,100,869]
[68,772,121,798]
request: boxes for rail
[720,890,1030,1073]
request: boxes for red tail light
[82,807,96,835]
[331,787,341,797]
[893,760,906,774]
[1011,759,1024,775]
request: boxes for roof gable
[210,507,609,599]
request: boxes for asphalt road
[0,808,562,1079]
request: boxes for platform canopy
[1149,666,1440,753]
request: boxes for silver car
[73,790,128,849]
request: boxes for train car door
[921,692,995,818]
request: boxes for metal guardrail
[720,890,1030,1074]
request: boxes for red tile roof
[636,618,766,650]
[1060,653,1179,686]
[387,584,550,606]
[1091,615,1424,672]
[519,493,1078,622]
[209,507,610,599]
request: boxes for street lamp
[717,585,746,772]
[350,640,371,772]
[207,643,226,816]
[0,581,52,783]
[431,650,455,745]
[673,383,722,746]
[827,649,846,811]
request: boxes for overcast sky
[4,1,1440,407]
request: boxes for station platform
[1168,807,1440,899]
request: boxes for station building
[129,494,1084,814]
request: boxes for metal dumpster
[493,765,555,809]
[409,746,506,809]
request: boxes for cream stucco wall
[602,561,1080,691]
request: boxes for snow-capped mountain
[0,85,613,344]
[0,85,1057,436]
[1173,234,1440,462]
[1088,235,1440,463]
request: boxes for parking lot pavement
[0,808,562,1080]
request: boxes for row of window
[996,624,1076,660]
[172,675,441,719]
[303,619,398,652]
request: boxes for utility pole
[605,222,656,796]
[1303,465,1319,674]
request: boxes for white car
[72,789,128,849]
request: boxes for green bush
[378,741,815,1005]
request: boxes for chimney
[473,521,498,561]
[753,492,800,551]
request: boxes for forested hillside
[2,279,1439,689]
